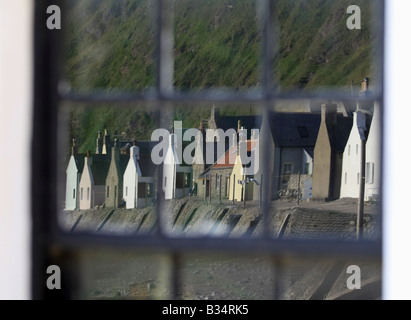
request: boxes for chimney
[71,138,77,155]
[361,78,369,92]
[96,131,103,154]
[238,127,246,159]
[211,104,220,122]
[130,141,140,160]
[321,102,337,125]
[111,138,120,162]
[102,129,111,155]
[85,149,92,166]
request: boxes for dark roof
[216,115,260,139]
[269,113,321,148]
[325,116,353,153]
[119,154,129,175]
[138,154,157,177]
[90,154,110,185]
[135,140,158,155]
[73,153,85,172]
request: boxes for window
[357,172,360,185]
[80,188,83,201]
[32,0,383,300]
[356,144,359,155]
[73,189,75,199]
[344,172,347,185]
[348,145,351,156]
[87,187,90,200]
[185,173,191,188]
[282,163,292,184]
[176,172,184,188]
[125,186,128,197]
[304,163,310,175]
[297,126,308,138]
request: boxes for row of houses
[65,80,380,210]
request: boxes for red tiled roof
[213,140,257,168]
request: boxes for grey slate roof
[269,113,321,148]
[138,154,157,177]
[90,154,110,186]
[73,154,85,172]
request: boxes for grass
[64,0,375,153]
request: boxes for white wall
[365,102,380,201]
[123,158,139,209]
[340,112,362,198]
[79,160,94,209]
[65,156,79,210]
[0,0,33,299]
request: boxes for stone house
[105,139,129,209]
[312,102,353,201]
[78,151,110,209]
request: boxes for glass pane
[57,102,159,235]
[272,0,381,95]
[173,0,261,90]
[278,256,381,300]
[179,254,275,300]
[268,99,381,241]
[76,250,170,299]
[158,102,263,238]
[62,0,155,92]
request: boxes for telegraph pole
[357,138,366,239]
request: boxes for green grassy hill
[63,0,375,153]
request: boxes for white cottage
[364,102,380,201]
[163,132,192,200]
[123,143,156,208]
[64,140,84,210]
[78,151,110,209]
[340,106,375,199]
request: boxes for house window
[304,163,310,175]
[185,173,191,188]
[345,172,347,185]
[215,174,218,189]
[165,177,167,187]
[357,172,360,185]
[87,187,90,200]
[73,189,75,199]
[366,162,375,184]
[176,172,185,188]
[348,145,351,156]
[106,186,109,198]
[147,183,153,198]
[356,144,359,155]
[80,188,83,201]
[138,183,147,198]
[282,163,292,184]
[114,186,117,200]
[297,126,308,138]
[125,186,128,197]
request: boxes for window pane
[179,253,276,300]
[173,0,261,90]
[272,0,381,95]
[62,0,155,92]
[76,249,171,299]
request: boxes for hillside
[63,0,375,153]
